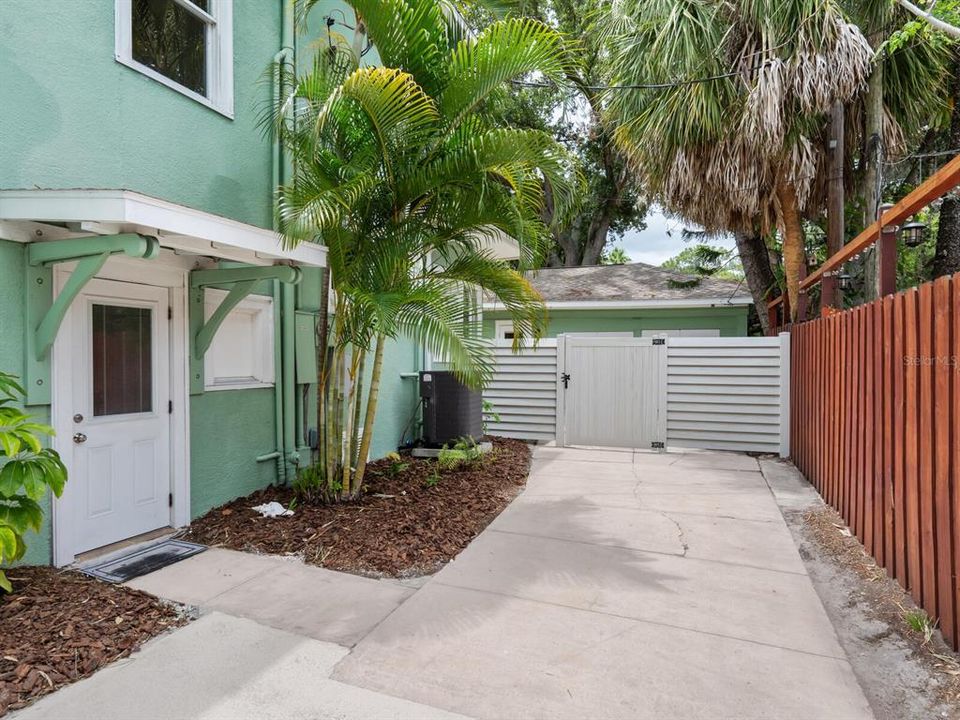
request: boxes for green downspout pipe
[272,280,286,484]
[282,284,298,470]
[270,0,296,483]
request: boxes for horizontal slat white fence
[483,334,789,455]
[665,336,789,455]
[483,339,557,442]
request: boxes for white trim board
[483,297,753,311]
[0,189,327,268]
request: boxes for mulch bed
[186,436,532,577]
[0,567,186,716]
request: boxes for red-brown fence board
[791,273,960,649]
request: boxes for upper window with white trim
[116,0,234,117]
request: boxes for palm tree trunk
[861,32,884,300]
[351,334,386,495]
[734,231,778,335]
[776,182,806,321]
[344,347,367,494]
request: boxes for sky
[615,205,737,266]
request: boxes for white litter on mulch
[251,501,294,518]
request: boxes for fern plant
[0,372,67,592]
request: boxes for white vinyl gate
[483,333,790,456]
[556,336,666,449]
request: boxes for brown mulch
[186,436,532,577]
[0,567,186,716]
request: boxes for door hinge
[561,373,571,389]
[168,400,173,414]
[168,492,173,508]
[651,441,665,449]
[652,338,666,345]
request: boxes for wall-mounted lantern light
[837,272,853,291]
[900,218,928,248]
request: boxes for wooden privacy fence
[791,272,960,648]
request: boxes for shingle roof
[515,262,750,304]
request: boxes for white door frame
[50,254,191,566]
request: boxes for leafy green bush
[437,437,484,472]
[482,400,500,435]
[385,452,410,476]
[0,372,67,592]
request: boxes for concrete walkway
[15,446,874,720]
[334,446,873,719]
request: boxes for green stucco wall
[367,336,421,459]
[189,389,278,518]
[0,1,280,228]
[0,240,52,565]
[483,306,750,338]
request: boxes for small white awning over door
[0,188,327,268]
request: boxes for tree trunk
[861,31,884,300]
[348,348,367,469]
[776,182,806,321]
[734,231,778,335]
[934,50,960,279]
[342,346,366,495]
[351,333,386,495]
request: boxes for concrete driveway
[335,446,873,719]
[15,446,873,720]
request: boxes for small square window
[494,320,516,341]
[203,290,275,391]
[116,0,234,117]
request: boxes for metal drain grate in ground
[80,539,206,583]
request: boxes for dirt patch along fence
[790,272,960,649]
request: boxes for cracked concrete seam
[630,452,690,557]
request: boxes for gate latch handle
[561,373,571,389]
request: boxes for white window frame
[203,289,275,390]
[115,0,234,118]
[494,320,516,340]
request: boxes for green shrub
[293,462,339,503]
[0,372,67,592]
[437,437,484,471]
[385,452,410,476]
[482,400,501,435]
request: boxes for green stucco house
[0,0,445,567]
[483,263,753,340]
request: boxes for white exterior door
[559,336,666,450]
[63,278,171,554]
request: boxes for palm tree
[272,0,581,500]
[603,0,874,318]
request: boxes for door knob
[73,433,87,444]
